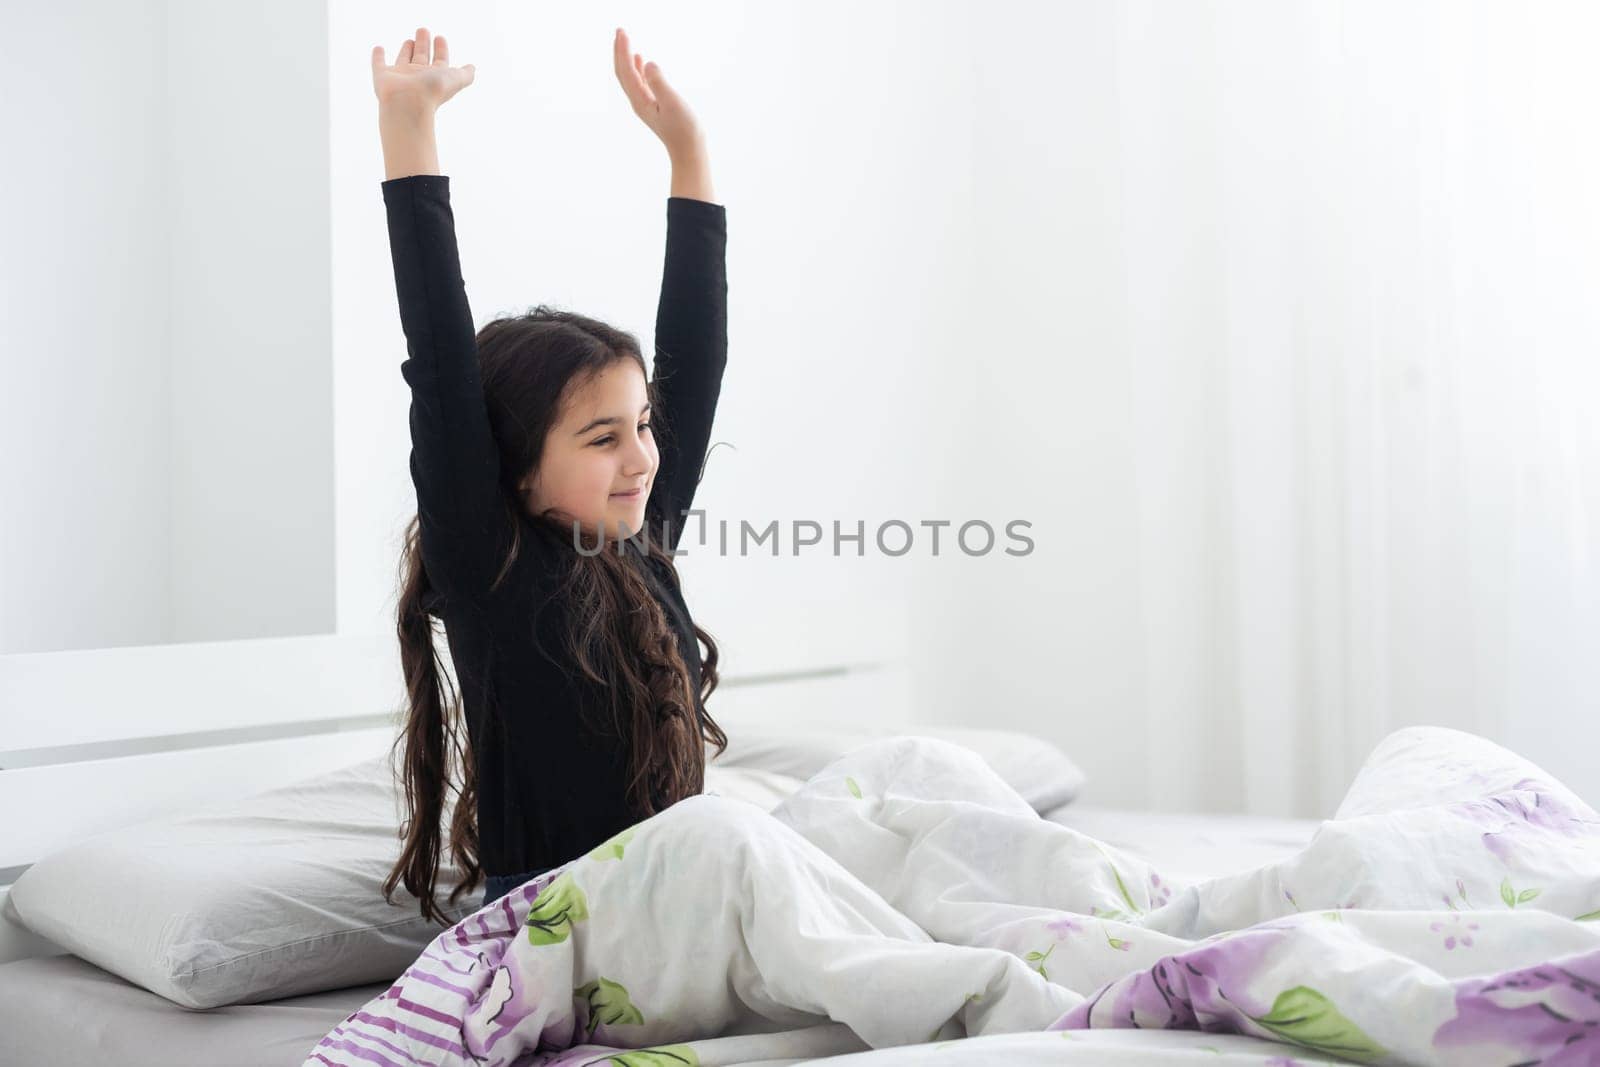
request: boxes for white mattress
[0,806,1324,1067]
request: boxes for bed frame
[0,597,912,964]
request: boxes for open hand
[371,27,476,114]
[613,28,704,159]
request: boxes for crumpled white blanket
[305,726,1600,1067]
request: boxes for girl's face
[518,360,658,538]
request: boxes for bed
[0,804,1324,1066]
[5,611,1596,1067]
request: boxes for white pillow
[6,728,1081,1009]
[4,756,821,1009]
[710,724,1087,813]
[7,755,480,1009]
[703,763,807,809]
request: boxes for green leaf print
[1499,877,1542,909]
[1576,909,1600,922]
[1249,986,1386,1063]
[1090,841,1143,915]
[576,976,645,1039]
[1110,865,1139,913]
[526,871,589,946]
[589,826,637,862]
[846,776,863,799]
[1024,943,1055,980]
[1096,921,1132,952]
[605,1045,697,1066]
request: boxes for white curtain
[1120,0,1600,816]
[924,0,1600,818]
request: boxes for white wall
[1,1,334,655]
[919,0,1600,814]
[329,2,970,663]
[165,1,335,649]
[908,2,1155,806]
[2,3,170,655]
[10,1,1591,818]
[330,2,1600,816]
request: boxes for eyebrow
[572,403,652,437]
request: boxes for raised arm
[648,192,727,551]
[612,28,728,552]
[375,29,504,602]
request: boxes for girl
[370,26,731,924]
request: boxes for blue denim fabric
[481,867,550,908]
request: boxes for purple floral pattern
[1150,871,1174,907]
[1429,914,1479,950]
[1051,927,1385,1062]
[1045,916,1085,938]
[1037,730,1600,1065]
[298,727,1600,1067]
[1432,948,1600,1064]
[1449,779,1600,865]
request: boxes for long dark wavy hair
[381,306,728,925]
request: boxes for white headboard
[0,596,912,964]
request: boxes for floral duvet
[305,726,1600,1066]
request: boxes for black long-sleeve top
[380,174,727,878]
